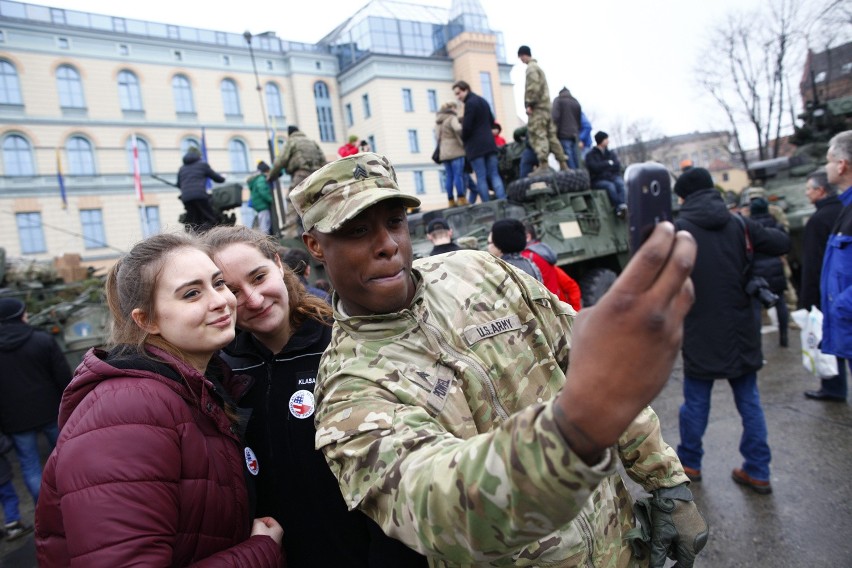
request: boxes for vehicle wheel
[578,268,617,307]
[506,170,590,202]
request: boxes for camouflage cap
[289,153,421,233]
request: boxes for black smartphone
[625,162,673,254]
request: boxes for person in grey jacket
[552,87,582,169]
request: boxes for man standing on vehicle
[518,45,568,175]
[177,146,226,232]
[267,125,327,237]
[552,87,583,170]
[453,80,506,202]
[817,130,852,402]
[294,153,708,567]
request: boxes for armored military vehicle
[408,170,631,306]
[740,95,852,290]
[0,247,108,368]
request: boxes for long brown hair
[203,226,332,330]
[106,231,240,423]
[106,232,203,353]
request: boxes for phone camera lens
[649,180,661,196]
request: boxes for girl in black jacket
[205,226,428,568]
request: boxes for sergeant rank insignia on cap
[353,163,368,180]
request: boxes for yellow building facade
[0,0,518,265]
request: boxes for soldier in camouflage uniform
[292,153,708,568]
[518,45,568,175]
[267,125,327,237]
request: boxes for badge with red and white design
[244,446,259,476]
[289,389,315,419]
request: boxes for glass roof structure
[320,0,505,70]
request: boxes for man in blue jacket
[815,130,852,402]
[453,80,505,203]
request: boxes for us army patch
[462,314,522,345]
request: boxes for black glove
[647,484,709,568]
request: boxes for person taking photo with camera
[672,168,790,495]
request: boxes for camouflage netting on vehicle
[506,169,590,202]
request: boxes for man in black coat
[673,168,790,495]
[452,80,505,203]
[585,131,627,218]
[0,298,72,503]
[799,170,842,310]
[177,146,226,232]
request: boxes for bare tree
[695,0,847,168]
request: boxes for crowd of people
[1,37,849,565]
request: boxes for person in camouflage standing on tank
[292,152,709,568]
[267,125,327,237]
[518,45,568,175]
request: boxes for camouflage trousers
[528,108,567,166]
[282,168,314,238]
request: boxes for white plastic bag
[791,307,839,378]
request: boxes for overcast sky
[40,0,804,147]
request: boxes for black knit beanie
[0,298,25,322]
[674,167,714,199]
[491,219,527,254]
[517,45,531,57]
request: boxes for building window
[266,60,273,71]
[228,139,250,173]
[427,89,438,113]
[362,93,371,119]
[180,137,200,156]
[2,134,35,176]
[842,62,852,75]
[0,31,5,42]
[345,103,354,127]
[80,209,107,249]
[140,205,160,238]
[113,18,126,33]
[402,88,414,112]
[126,136,152,175]
[413,171,425,195]
[16,212,46,254]
[57,37,69,49]
[172,74,195,114]
[222,55,231,66]
[117,70,143,111]
[173,50,183,61]
[118,43,129,55]
[479,71,494,113]
[56,64,85,109]
[66,136,96,175]
[368,135,376,153]
[0,59,23,105]
[314,81,336,142]
[408,129,420,153]
[265,82,284,119]
[722,172,730,182]
[221,78,242,117]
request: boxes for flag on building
[201,127,212,190]
[56,149,67,209]
[132,134,145,203]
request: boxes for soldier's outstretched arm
[555,222,696,463]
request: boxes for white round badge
[244,446,259,476]
[289,389,315,419]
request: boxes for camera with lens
[745,276,779,308]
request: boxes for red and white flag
[132,134,144,203]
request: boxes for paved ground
[2,326,851,567]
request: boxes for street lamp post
[243,30,284,235]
